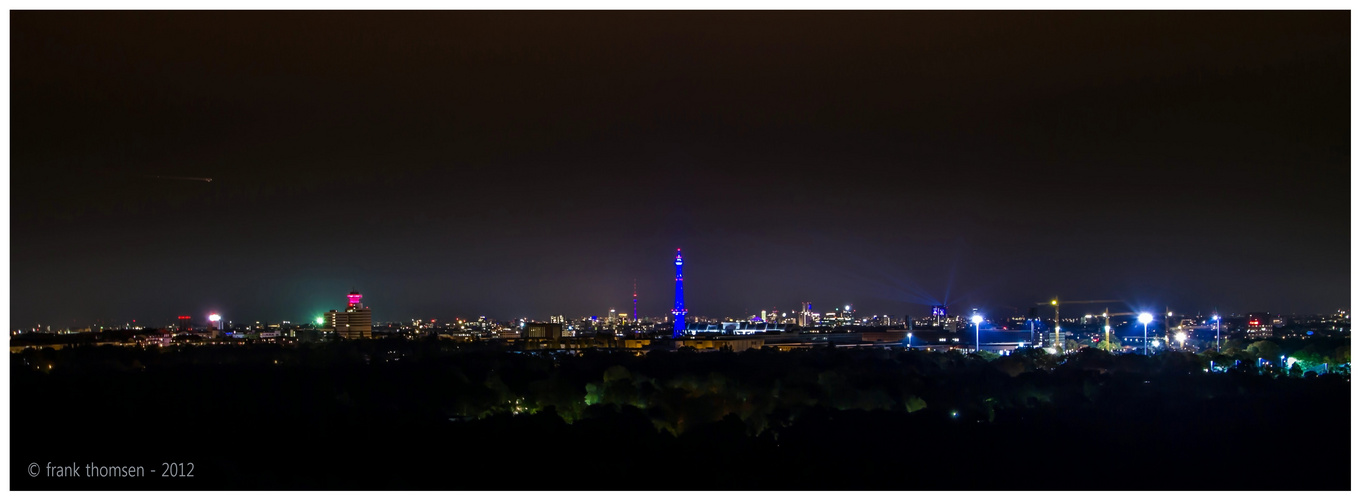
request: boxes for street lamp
[971,314,984,354]
[1103,325,1112,351]
[1138,313,1154,355]
[907,332,912,349]
[1174,330,1187,350]
[1212,315,1221,350]
[1051,299,1059,349]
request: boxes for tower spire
[632,279,638,323]
[671,248,686,338]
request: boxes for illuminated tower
[632,279,638,323]
[671,248,687,338]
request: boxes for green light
[315,316,324,325]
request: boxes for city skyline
[13,246,1348,329]
[12,11,1349,327]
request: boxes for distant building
[177,315,192,332]
[523,323,563,340]
[675,338,765,351]
[143,331,174,347]
[326,289,373,340]
[1245,312,1274,339]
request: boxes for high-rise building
[326,289,373,340]
[672,248,687,338]
[1246,312,1274,339]
[177,315,192,332]
[931,306,948,326]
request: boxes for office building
[326,289,373,340]
[1245,312,1274,339]
[523,323,563,340]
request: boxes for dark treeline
[11,340,1350,490]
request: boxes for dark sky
[11,11,1350,328]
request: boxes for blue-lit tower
[671,248,687,338]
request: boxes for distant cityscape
[12,248,1350,363]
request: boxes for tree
[991,356,1027,377]
[603,365,632,383]
[1288,363,1304,378]
[904,395,927,413]
[1246,340,1282,364]
[1221,339,1246,357]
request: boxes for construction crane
[1098,309,1140,351]
[1037,298,1121,353]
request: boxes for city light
[208,314,221,322]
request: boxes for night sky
[11,11,1350,328]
